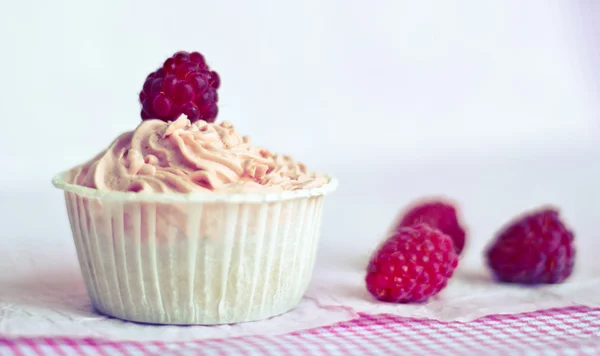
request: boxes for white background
[0,0,598,184]
[0,0,598,313]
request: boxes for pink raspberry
[486,208,575,284]
[366,223,459,303]
[397,199,467,255]
[139,51,220,123]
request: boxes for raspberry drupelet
[139,51,220,123]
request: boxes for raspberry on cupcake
[139,51,220,123]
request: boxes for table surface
[2,307,599,356]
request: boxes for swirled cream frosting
[69,115,328,193]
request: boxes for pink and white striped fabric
[1,307,599,355]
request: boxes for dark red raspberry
[486,208,575,284]
[139,51,220,123]
[396,199,467,255]
[366,223,459,303]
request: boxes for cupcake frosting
[69,115,328,193]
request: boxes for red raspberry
[396,199,467,255]
[486,208,575,284]
[366,223,459,303]
[139,51,220,123]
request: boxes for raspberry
[366,223,459,303]
[139,51,220,123]
[397,199,467,255]
[486,208,575,284]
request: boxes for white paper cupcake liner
[53,172,338,325]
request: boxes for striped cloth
[1,307,599,355]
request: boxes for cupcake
[52,51,337,325]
